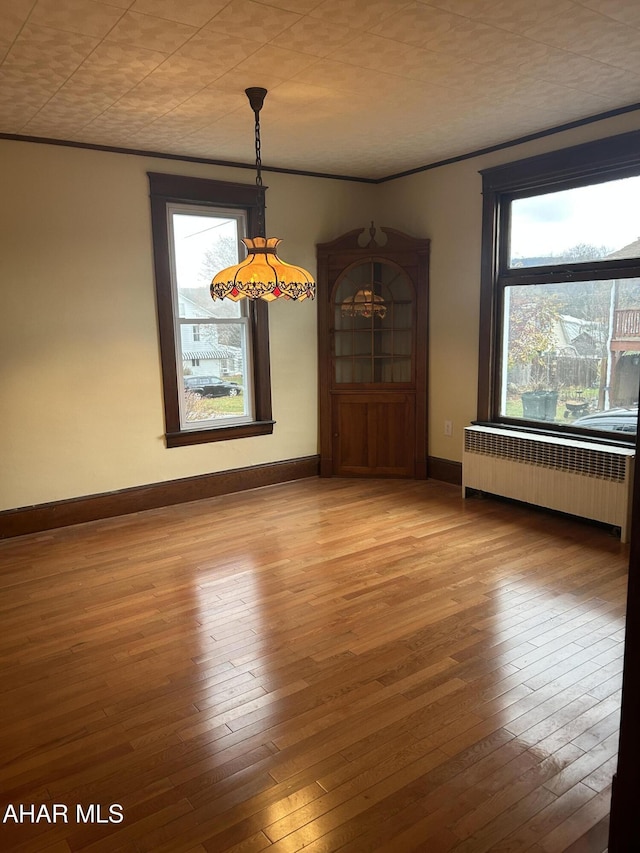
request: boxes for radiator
[462,425,635,542]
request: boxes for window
[149,173,273,447]
[479,131,640,441]
[169,204,255,429]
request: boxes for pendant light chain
[253,101,265,239]
[210,86,315,302]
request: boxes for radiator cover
[462,425,635,541]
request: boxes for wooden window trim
[148,172,273,446]
[477,129,640,443]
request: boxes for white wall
[0,140,376,510]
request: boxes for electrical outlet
[444,420,453,436]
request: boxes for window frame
[149,172,273,448]
[167,201,255,431]
[478,129,640,444]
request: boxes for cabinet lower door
[332,393,416,477]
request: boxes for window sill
[472,419,636,449]
[166,420,275,448]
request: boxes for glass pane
[335,359,352,384]
[332,260,414,385]
[392,302,413,329]
[180,320,251,427]
[335,262,392,330]
[353,358,373,383]
[509,175,640,268]
[369,330,411,360]
[379,359,394,383]
[500,279,640,434]
[353,331,371,355]
[392,358,411,382]
[394,331,412,356]
[374,357,411,383]
[379,305,394,329]
[372,331,388,357]
[171,210,243,319]
[334,331,352,356]
[334,265,371,317]
[335,303,353,330]
[383,269,412,302]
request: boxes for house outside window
[149,173,273,448]
[479,131,640,441]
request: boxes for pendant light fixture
[210,87,316,302]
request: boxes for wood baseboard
[0,455,320,539]
[428,456,462,486]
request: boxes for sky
[170,178,640,271]
[510,174,640,259]
[172,211,241,289]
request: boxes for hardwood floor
[0,478,627,852]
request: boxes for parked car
[183,375,242,397]
[572,406,638,433]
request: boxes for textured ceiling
[2,0,640,180]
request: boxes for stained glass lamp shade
[211,237,315,302]
[210,87,315,303]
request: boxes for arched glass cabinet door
[332,259,414,385]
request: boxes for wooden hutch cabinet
[317,225,430,478]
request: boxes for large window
[479,131,640,441]
[149,173,273,447]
